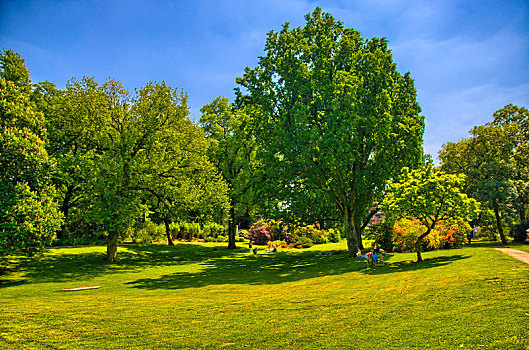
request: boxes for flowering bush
[392,218,425,252]
[374,217,471,253]
[248,219,271,244]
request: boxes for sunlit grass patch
[1,242,528,349]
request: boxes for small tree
[383,165,479,262]
[200,97,257,249]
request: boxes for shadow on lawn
[0,243,239,287]
[0,243,470,289]
[359,254,469,276]
[124,249,468,290]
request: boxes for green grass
[1,242,528,349]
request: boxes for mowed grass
[1,242,528,349]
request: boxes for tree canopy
[383,165,479,261]
[0,75,62,258]
[200,96,257,249]
[236,7,424,255]
[439,104,528,244]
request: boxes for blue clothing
[372,252,378,261]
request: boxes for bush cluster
[246,219,341,248]
[374,218,470,253]
[169,222,226,241]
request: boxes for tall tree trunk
[164,217,175,246]
[415,232,428,262]
[343,207,360,257]
[355,227,364,250]
[519,197,526,222]
[106,231,119,262]
[355,207,379,250]
[105,161,130,261]
[227,205,237,249]
[57,185,75,239]
[493,207,508,244]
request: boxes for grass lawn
[1,241,528,349]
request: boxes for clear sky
[1,0,528,162]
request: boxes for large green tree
[236,8,424,255]
[439,105,528,244]
[383,165,479,262]
[491,104,529,223]
[59,78,227,260]
[0,76,62,259]
[0,49,31,87]
[200,97,257,249]
[136,93,230,246]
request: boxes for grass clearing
[1,242,528,349]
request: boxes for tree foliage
[0,49,30,86]
[383,165,479,261]
[439,104,528,243]
[236,8,424,255]
[55,78,229,259]
[0,77,62,257]
[200,97,257,249]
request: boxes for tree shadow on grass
[0,243,240,287]
[0,244,470,290]
[359,254,469,276]
[124,251,468,290]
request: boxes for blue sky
[1,0,528,162]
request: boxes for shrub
[374,217,471,253]
[373,221,395,252]
[128,220,165,244]
[248,220,271,245]
[203,222,226,238]
[328,228,342,243]
[431,219,470,249]
[266,219,285,241]
[291,224,330,244]
[238,229,249,239]
[294,236,314,248]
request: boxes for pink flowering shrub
[248,219,271,244]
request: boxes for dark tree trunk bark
[415,226,434,263]
[493,207,508,244]
[343,207,360,257]
[57,185,75,239]
[227,206,237,249]
[106,231,119,262]
[164,217,175,246]
[355,227,364,250]
[519,198,526,222]
[105,161,130,261]
[356,207,379,250]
